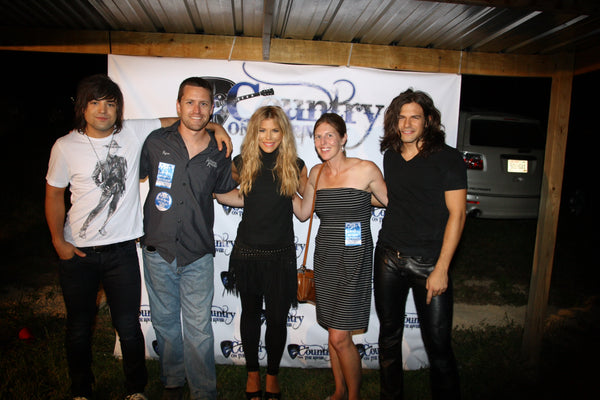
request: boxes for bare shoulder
[309,163,324,175]
[361,158,379,168]
[308,163,324,182]
[353,158,380,173]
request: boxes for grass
[452,212,597,308]
[452,217,536,306]
[2,303,597,399]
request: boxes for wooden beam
[0,27,566,78]
[460,51,558,77]
[270,38,351,66]
[110,31,236,59]
[522,53,574,365]
[350,43,557,76]
[109,31,265,61]
[350,43,462,74]
[0,27,109,54]
[574,45,600,75]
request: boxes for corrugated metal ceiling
[0,0,598,56]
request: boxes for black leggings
[373,244,460,400]
[240,289,291,375]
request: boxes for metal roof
[1,0,598,63]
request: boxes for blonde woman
[228,106,308,400]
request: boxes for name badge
[156,162,175,189]
[345,222,361,246]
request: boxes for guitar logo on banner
[204,76,274,125]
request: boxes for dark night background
[0,49,596,277]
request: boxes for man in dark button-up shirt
[140,77,239,400]
[140,120,236,265]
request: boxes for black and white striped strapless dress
[313,188,373,331]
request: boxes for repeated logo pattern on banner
[109,55,461,370]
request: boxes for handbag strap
[302,164,325,267]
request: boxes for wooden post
[521,53,574,364]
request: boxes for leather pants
[374,244,460,400]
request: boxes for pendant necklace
[85,130,116,163]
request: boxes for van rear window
[469,119,545,149]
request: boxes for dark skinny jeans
[373,244,460,400]
[59,240,147,398]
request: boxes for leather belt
[79,239,134,253]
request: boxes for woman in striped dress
[294,113,387,400]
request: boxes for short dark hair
[314,113,347,138]
[177,77,214,105]
[73,74,124,134]
[380,88,445,157]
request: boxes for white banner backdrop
[109,54,461,370]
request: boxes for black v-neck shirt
[378,144,467,258]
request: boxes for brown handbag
[297,164,324,304]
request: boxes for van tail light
[462,152,483,170]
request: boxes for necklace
[85,131,116,163]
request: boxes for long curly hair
[239,106,300,197]
[380,88,445,157]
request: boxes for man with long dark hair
[374,89,467,399]
[45,74,231,400]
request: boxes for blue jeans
[142,248,217,400]
[59,240,147,398]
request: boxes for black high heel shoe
[245,390,262,400]
[264,392,281,399]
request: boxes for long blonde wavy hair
[239,106,300,197]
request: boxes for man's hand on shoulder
[209,122,233,157]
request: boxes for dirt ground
[453,303,526,328]
[8,272,595,333]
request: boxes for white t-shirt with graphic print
[46,119,161,248]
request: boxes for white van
[457,111,546,219]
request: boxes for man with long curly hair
[374,89,467,400]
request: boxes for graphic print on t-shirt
[79,140,127,239]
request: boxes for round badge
[155,191,172,211]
